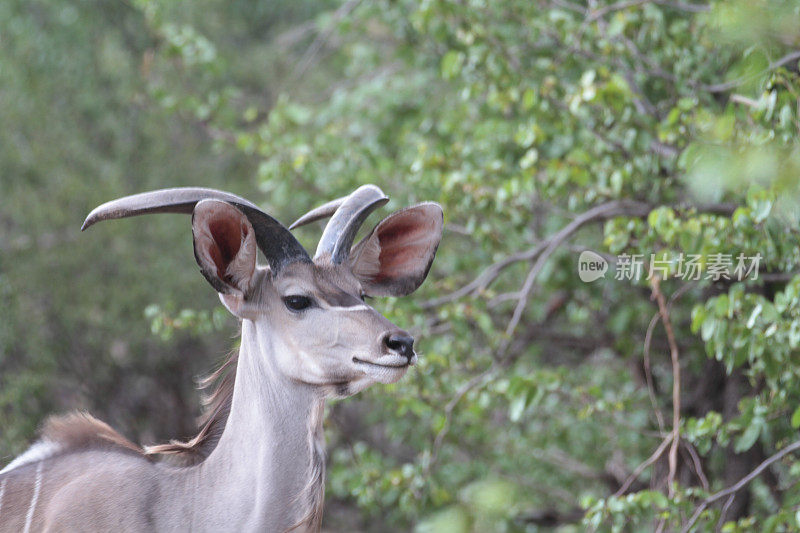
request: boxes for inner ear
[192,200,257,295]
[206,218,245,280]
[350,202,443,297]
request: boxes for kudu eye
[283,295,313,312]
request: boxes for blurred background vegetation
[2,0,800,530]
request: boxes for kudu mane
[40,412,144,457]
[144,350,238,465]
[36,352,236,467]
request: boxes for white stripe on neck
[0,476,7,518]
[0,440,60,475]
[23,461,43,533]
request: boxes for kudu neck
[192,319,324,531]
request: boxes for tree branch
[425,363,499,475]
[500,200,652,351]
[287,0,362,85]
[422,200,652,309]
[650,275,682,497]
[422,200,737,311]
[682,439,800,532]
[586,0,708,22]
[643,309,667,433]
[702,50,800,93]
[614,434,673,496]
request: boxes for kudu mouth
[351,356,415,369]
[350,328,417,371]
[350,346,417,385]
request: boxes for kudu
[0,184,443,532]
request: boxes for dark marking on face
[310,269,365,308]
[336,383,349,396]
[318,288,363,308]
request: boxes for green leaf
[791,406,800,429]
[735,421,762,453]
[440,50,464,79]
[509,395,526,422]
[701,317,717,342]
[746,303,762,329]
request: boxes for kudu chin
[0,184,443,532]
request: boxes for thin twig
[425,363,498,474]
[614,434,673,496]
[655,0,709,12]
[588,0,660,119]
[422,202,736,310]
[643,282,695,434]
[717,493,736,530]
[421,241,550,309]
[287,0,362,86]
[585,0,651,22]
[684,441,709,491]
[549,0,586,14]
[500,200,653,352]
[422,200,652,310]
[643,310,666,433]
[586,0,708,22]
[682,439,800,532]
[650,275,682,497]
[730,94,760,108]
[703,50,800,93]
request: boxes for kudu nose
[383,331,415,361]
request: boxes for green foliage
[4,0,800,531]
[144,304,229,342]
[0,0,326,457]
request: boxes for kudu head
[82,185,443,397]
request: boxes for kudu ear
[192,200,257,314]
[349,202,443,297]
